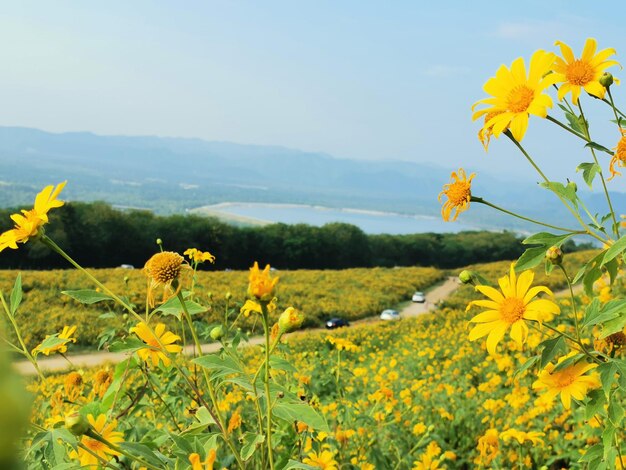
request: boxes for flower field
[22,253,618,469]
[0,265,443,350]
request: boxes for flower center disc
[566,60,595,86]
[447,182,471,206]
[507,85,534,113]
[500,297,525,323]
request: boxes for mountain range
[0,126,623,233]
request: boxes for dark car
[325,317,350,329]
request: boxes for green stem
[261,303,275,470]
[604,91,626,121]
[558,265,583,346]
[0,291,45,381]
[503,132,609,245]
[176,292,245,470]
[86,430,161,470]
[546,115,587,141]
[472,198,583,233]
[336,349,342,398]
[578,100,619,238]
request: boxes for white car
[380,309,401,321]
[412,291,426,303]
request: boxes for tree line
[0,202,589,270]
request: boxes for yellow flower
[0,181,66,252]
[130,322,182,367]
[227,409,242,433]
[532,355,601,409]
[93,369,113,398]
[500,428,545,445]
[303,450,339,470]
[477,110,505,151]
[472,50,557,142]
[69,414,123,467]
[412,441,441,470]
[438,168,475,222]
[609,128,626,180]
[143,251,188,307]
[189,449,217,470]
[476,428,499,466]
[467,264,559,355]
[33,325,77,356]
[326,336,359,352]
[552,38,620,104]
[64,372,84,401]
[184,247,216,264]
[248,261,279,301]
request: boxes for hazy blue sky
[1,1,625,183]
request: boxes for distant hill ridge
[0,126,623,231]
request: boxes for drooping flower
[248,262,279,301]
[184,247,216,264]
[552,38,620,104]
[302,450,339,470]
[92,369,113,398]
[477,110,505,151]
[472,50,557,143]
[32,325,77,356]
[532,355,601,409]
[64,372,84,401]
[189,449,217,470]
[143,251,188,307]
[0,181,66,252]
[69,414,123,467]
[438,168,475,222]
[609,128,626,180]
[475,428,499,467]
[467,264,560,355]
[130,322,182,367]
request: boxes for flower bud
[458,270,475,285]
[65,412,90,436]
[546,246,563,265]
[225,292,232,300]
[600,72,614,88]
[156,238,163,246]
[278,307,304,333]
[210,325,225,341]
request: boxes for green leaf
[583,265,603,297]
[608,400,624,426]
[603,235,626,265]
[192,354,244,380]
[598,361,618,397]
[578,443,603,463]
[540,336,566,368]
[515,246,548,272]
[32,334,69,357]
[240,432,265,461]
[10,273,22,316]
[153,295,207,320]
[577,162,602,188]
[522,232,574,247]
[281,460,319,470]
[585,141,613,154]
[169,432,194,455]
[515,355,539,378]
[62,289,113,305]
[182,406,217,435]
[601,313,626,339]
[118,442,166,467]
[108,337,148,353]
[273,402,329,432]
[270,357,298,373]
[563,110,584,134]
[101,357,138,410]
[581,298,624,329]
[585,389,606,421]
[539,181,578,207]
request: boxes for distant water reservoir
[196,203,476,235]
